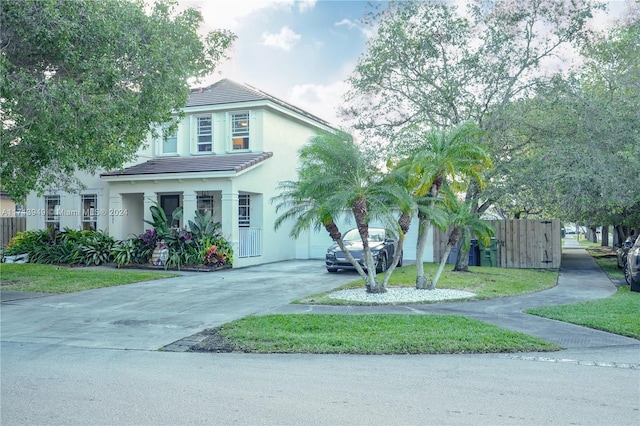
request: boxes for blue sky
[179,0,381,124]
[180,0,629,126]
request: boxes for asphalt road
[2,343,638,425]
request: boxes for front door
[159,194,180,228]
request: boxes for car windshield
[343,229,385,242]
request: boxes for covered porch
[100,153,273,267]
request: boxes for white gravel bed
[327,287,476,303]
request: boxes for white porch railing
[238,227,262,258]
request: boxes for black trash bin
[468,239,480,266]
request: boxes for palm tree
[272,130,411,293]
[394,121,492,289]
[430,187,495,289]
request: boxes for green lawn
[0,263,179,293]
[296,263,558,304]
[526,249,639,339]
[190,314,561,354]
[583,244,625,281]
[527,286,640,339]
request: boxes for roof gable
[187,79,267,107]
[187,79,332,128]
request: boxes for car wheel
[624,263,632,285]
[376,253,387,273]
[327,267,338,273]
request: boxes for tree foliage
[0,0,235,200]
[488,17,640,229]
[343,0,601,142]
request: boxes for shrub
[78,232,115,265]
[4,228,114,266]
[111,239,135,268]
[4,229,50,256]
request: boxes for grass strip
[527,286,640,339]
[584,247,625,282]
[0,263,178,293]
[191,314,561,354]
[297,263,558,305]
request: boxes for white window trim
[238,194,250,227]
[229,111,251,152]
[193,114,214,154]
[44,195,61,230]
[81,194,98,231]
[158,122,179,157]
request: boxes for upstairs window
[197,116,212,152]
[161,123,178,154]
[231,112,250,150]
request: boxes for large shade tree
[0,0,235,200]
[343,0,603,271]
[486,16,640,240]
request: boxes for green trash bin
[479,237,498,267]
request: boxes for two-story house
[25,79,436,267]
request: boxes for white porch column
[221,190,238,255]
[182,191,197,229]
[143,192,156,230]
[109,193,124,239]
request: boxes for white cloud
[179,0,295,30]
[334,17,374,38]
[289,80,350,126]
[298,0,317,13]
[262,26,302,51]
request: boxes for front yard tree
[486,16,640,237]
[272,131,412,294]
[0,0,235,200]
[391,121,492,289]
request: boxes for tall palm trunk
[431,226,462,289]
[415,182,439,289]
[382,211,411,287]
[352,197,385,293]
[414,213,431,289]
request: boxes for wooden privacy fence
[433,219,562,269]
[1,217,26,249]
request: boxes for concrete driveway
[0,260,358,350]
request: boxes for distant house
[24,79,436,267]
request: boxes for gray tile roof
[101,152,273,177]
[187,79,332,127]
